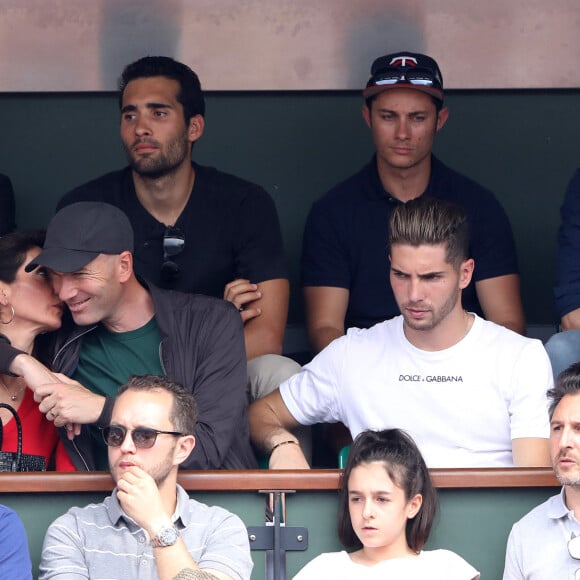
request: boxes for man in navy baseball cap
[363,51,444,104]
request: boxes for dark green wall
[1,89,578,325]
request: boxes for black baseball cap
[25,202,134,273]
[363,51,444,102]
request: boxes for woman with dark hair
[0,231,74,470]
[294,429,478,579]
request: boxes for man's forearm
[308,326,344,356]
[561,308,580,331]
[248,392,309,469]
[511,437,550,467]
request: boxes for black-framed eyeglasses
[161,226,185,282]
[370,66,441,88]
[101,425,183,449]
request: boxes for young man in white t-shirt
[249,196,551,469]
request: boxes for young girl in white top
[294,429,479,580]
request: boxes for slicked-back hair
[337,429,437,553]
[548,362,580,419]
[389,196,469,270]
[0,230,46,284]
[118,56,205,121]
[117,374,197,435]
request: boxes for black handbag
[0,402,46,471]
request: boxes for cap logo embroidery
[390,56,418,67]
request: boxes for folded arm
[476,274,526,335]
[224,278,289,360]
[303,286,349,355]
[561,308,580,331]
[511,437,550,467]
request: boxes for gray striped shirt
[39,485,252,579]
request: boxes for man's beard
[126,131,189,179]
[400,287,460,332]
[554,458,580,487]
[111,446,176,488]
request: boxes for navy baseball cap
[363,51,444,103]
[25,202,134,273]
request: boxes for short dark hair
[118,56,205,121]
[0,230,46,283]
[548,362,580,419]
[117,374,197,434]
[389,196,469,269]
[337,429,437,552]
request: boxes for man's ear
[117,251,134,283]
[187,114,205,144]
[436,107,449,132]
[459,258,475,289]
[175,435,195,465]
[362,104,371,129]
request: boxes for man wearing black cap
[0,201,257,471]
[302,51,525,357]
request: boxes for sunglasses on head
[101,425,183,449]
[161,226,185,282]
[371,66,440,88]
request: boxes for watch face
[152,525,179,547]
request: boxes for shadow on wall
[344,0,426,89]
[99,0,184,88]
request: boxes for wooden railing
[0,467,560,493]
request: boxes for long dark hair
[337,429,437,553]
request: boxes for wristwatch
[150,524,180,548]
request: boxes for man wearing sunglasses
[302,51,525,360]
[40,375,252,580]
[57,55,299,404]
[504,363,580,579]
[0,201,257,471]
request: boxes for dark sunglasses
[101,425,183,449]
[371,66,440,88]
[161,226,185,282]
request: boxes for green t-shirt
[73,317,164,470]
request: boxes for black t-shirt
[58,163,288,295]
[301,155,519,329]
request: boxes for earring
[0,303,14,325]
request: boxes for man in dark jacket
[1,201,256,470]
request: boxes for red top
[1,388,76,471]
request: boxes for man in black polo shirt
[58,56,299,402]
[302,51,525,356]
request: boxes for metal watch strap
[150,524,179,548]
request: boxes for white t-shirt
[293,549,479,580]
[280,315,551,467]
